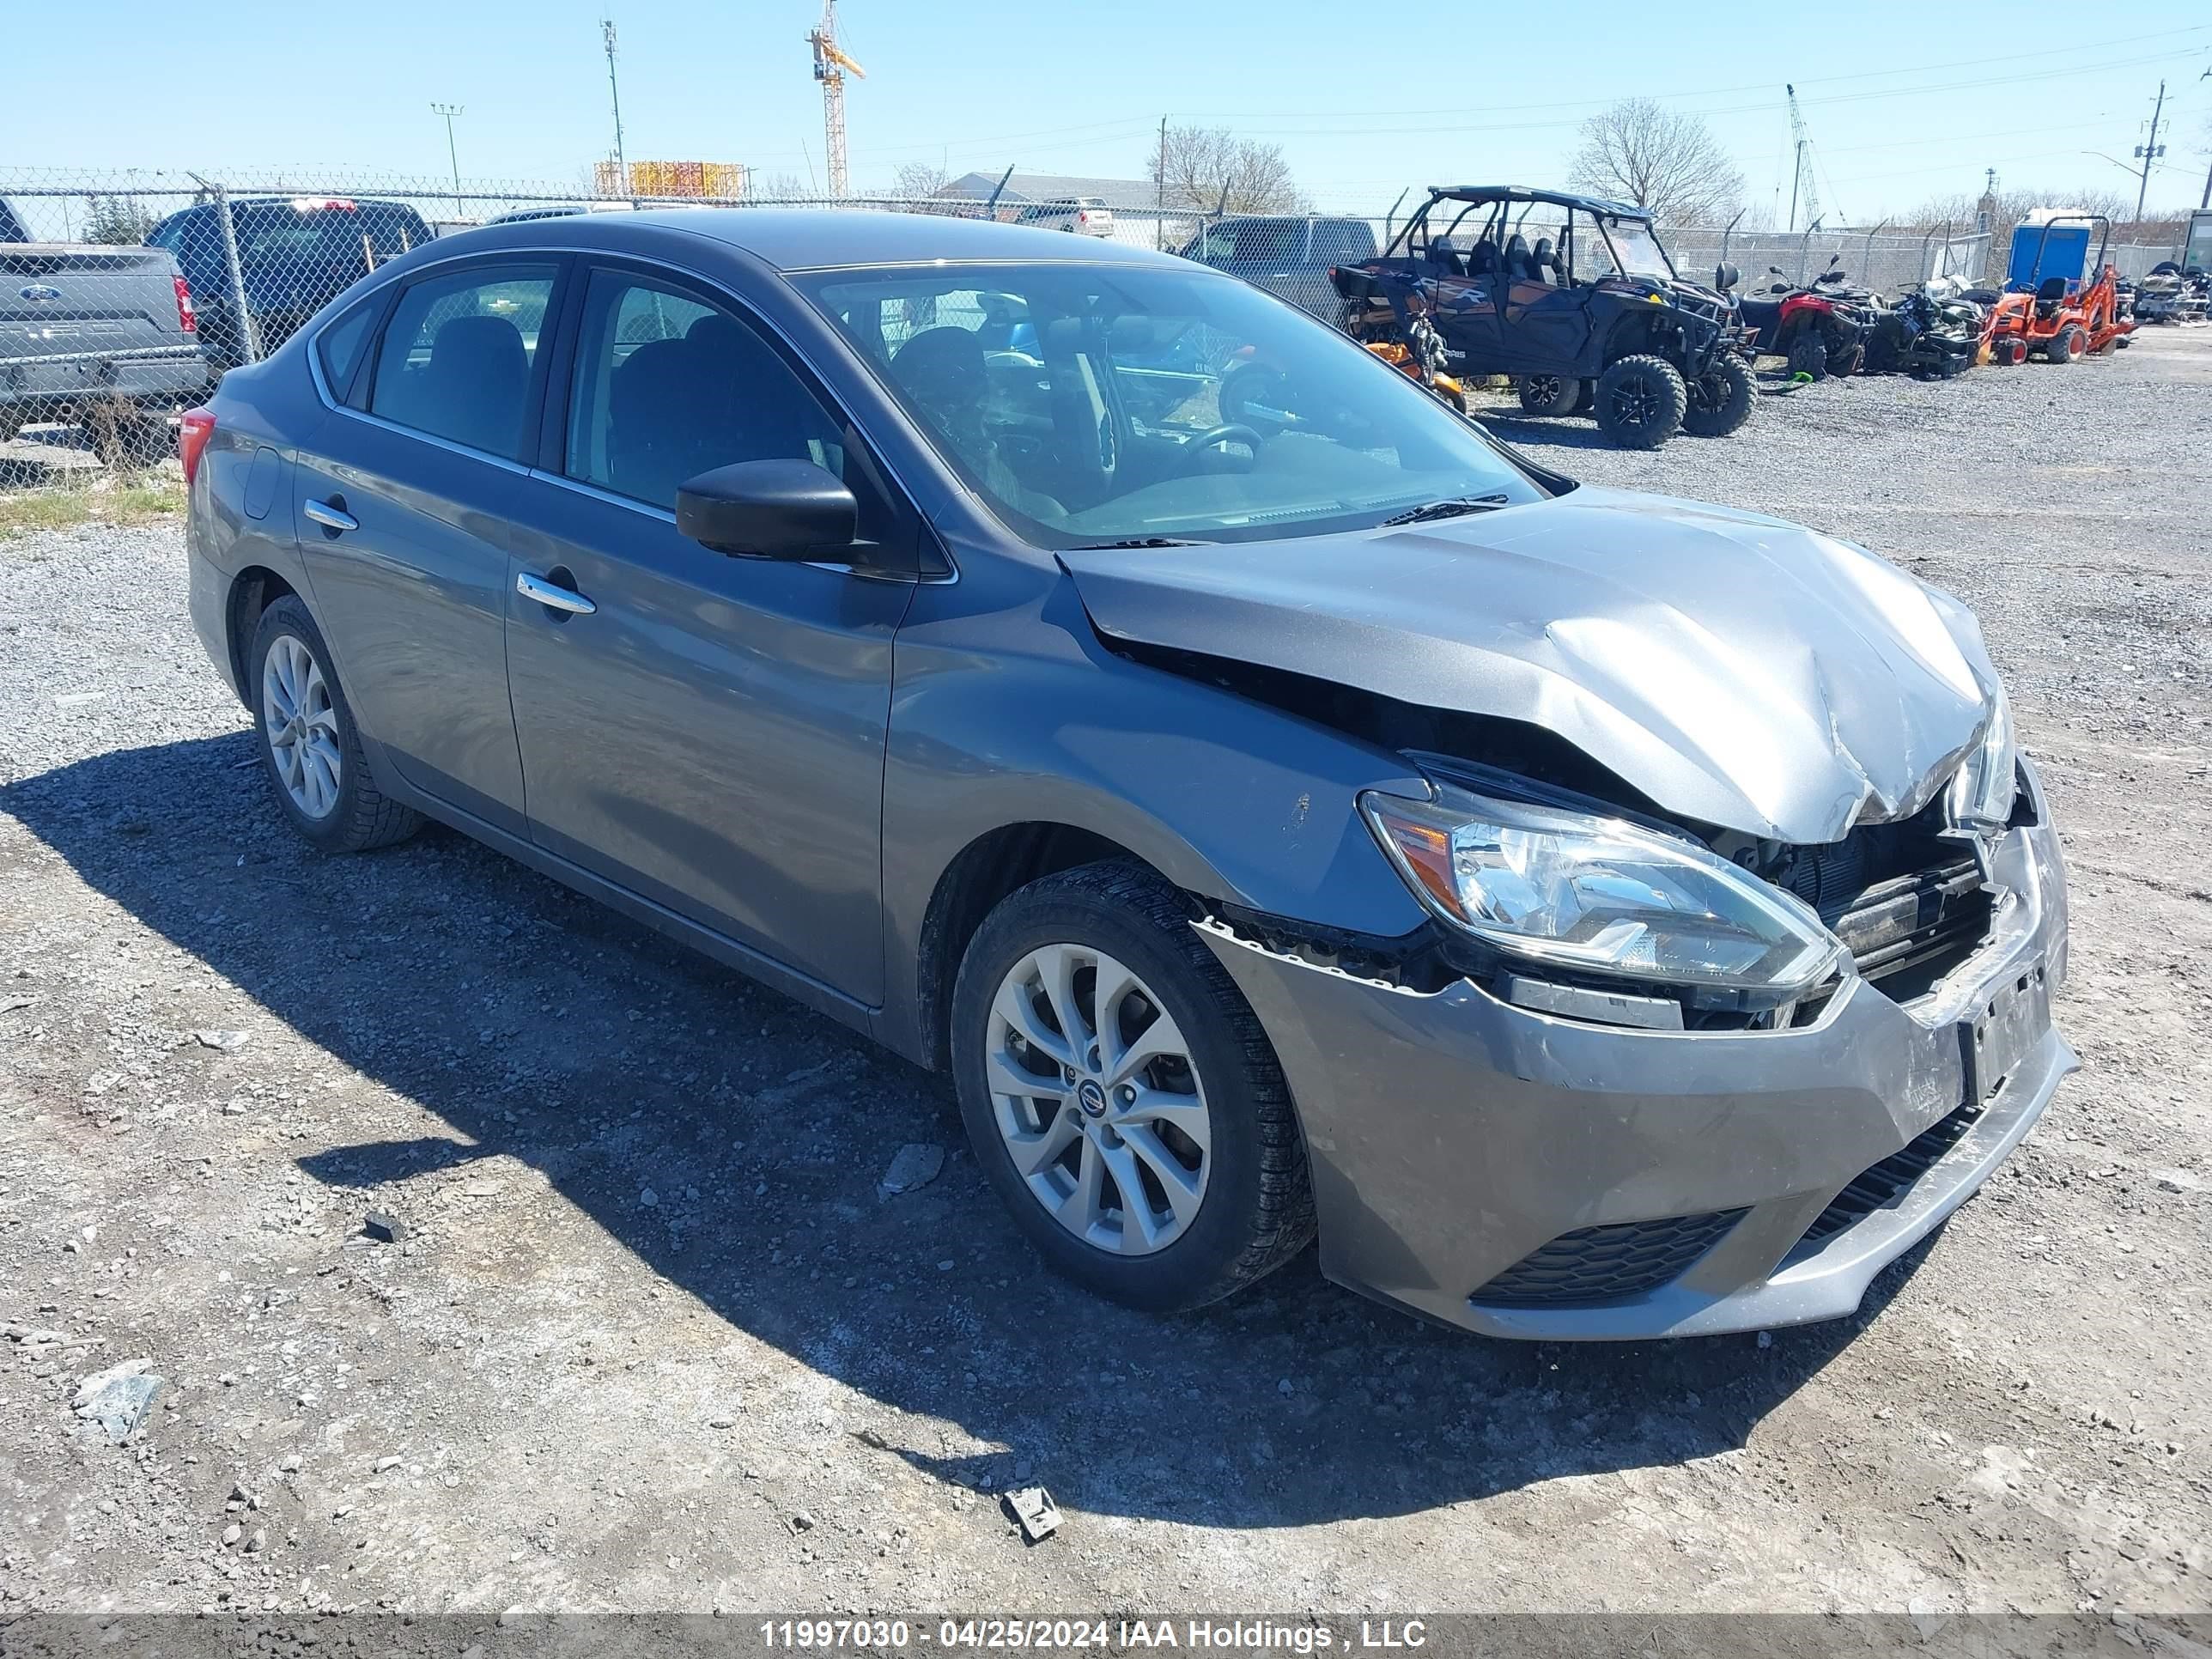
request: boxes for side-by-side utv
[1329,185,1757,449]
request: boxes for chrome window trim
[302,238,951,575]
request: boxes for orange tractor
[1981,213,2136,365]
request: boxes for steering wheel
[1175,423,1264,474]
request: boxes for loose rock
[882,1143,945,1195]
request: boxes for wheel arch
[914,823,1169,1074]
[225,564,303,707]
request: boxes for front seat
[2033,276,2068,319]
[1530,237,1559,284]
[1503,234,1534,282]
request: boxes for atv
[1728,256,1872,380]
[1863,283,1978,379]
[1330,185,1756,449]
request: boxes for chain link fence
[0,163,2004,501]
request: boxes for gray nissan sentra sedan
[180,210,2075,1340]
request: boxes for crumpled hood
[1060,486,2002,844]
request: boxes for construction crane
[1785,83,1818,234]
[807,0,866,198]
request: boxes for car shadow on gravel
[4,733,1936,1530]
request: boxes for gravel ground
[2,327,2208,1620]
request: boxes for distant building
[937,170,1159,210]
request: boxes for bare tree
[890,161,952,203]
[1149,125,1307,215]
[750,170,811,202]
[1894,184,2175,249]
[1568,100,1746,226]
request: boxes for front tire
[951,862,1315,1313]
[249,596,423,854]
[1681,357,1753,437]
[1593,354,1686,449]
[1786,331,1828,380]
[1516,373,1578,416]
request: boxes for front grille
[1792,1103,1978,1252]
[1763,804,1998,996]
[1471,1210,1747,1307]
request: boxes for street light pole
[431,103,465,221]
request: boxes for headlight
[1360,784,1844,997]
[1947,690,2018,830]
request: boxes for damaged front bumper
[1198,785,2075,1341]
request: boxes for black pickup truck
[146,195,432,369]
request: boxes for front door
[292,258,562,834]
[501,264,914,1004]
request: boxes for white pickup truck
[2,197,212,465]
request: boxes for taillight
[179,406,216,483]
[173,274,198,334]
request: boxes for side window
[365,264,556,459]
[315,298,382,403]
[563,269,869,524]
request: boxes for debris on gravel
[70,1358,163,1442]
[1006,1486,1063,1543]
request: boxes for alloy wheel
[986,942,1211,1255]
[261,635,343,819]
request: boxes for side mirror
[676,459,858,561]
[1715,262,1740,292]
[1767,264,1786,276]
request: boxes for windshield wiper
[1377,493,1510,527]
[1065,537,1213,550]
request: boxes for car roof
[1424,185,1651,220]
[441,207,1177,273]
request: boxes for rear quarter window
[315,297,385,403]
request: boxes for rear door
[501,260,915,1004]
[1498,204,1594,372]
[289,257,566,835]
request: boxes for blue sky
[13,0,2212,220]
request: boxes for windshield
[797,262,1546,547]
[1595,215,1674,279]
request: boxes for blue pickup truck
[2,196,210,463]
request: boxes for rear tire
[1786,332,1828,380]
[1681,357,1753,437]
[1516,373,1578,416]
[249,597,423,854]
[1592,354,1686,449]
[2045,325,2084,364]
[950,861,1315,1313]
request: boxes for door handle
[303,497,358,533]
[516,569,596,616]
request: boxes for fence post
[201,178,263,364]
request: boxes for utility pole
[601,19,628,196]
[1156,117,1167,250]
[430,104,465,221]
[2201,68,2211,210]
[2132,80,2166,225]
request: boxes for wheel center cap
[1076,1079,1109,1118]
